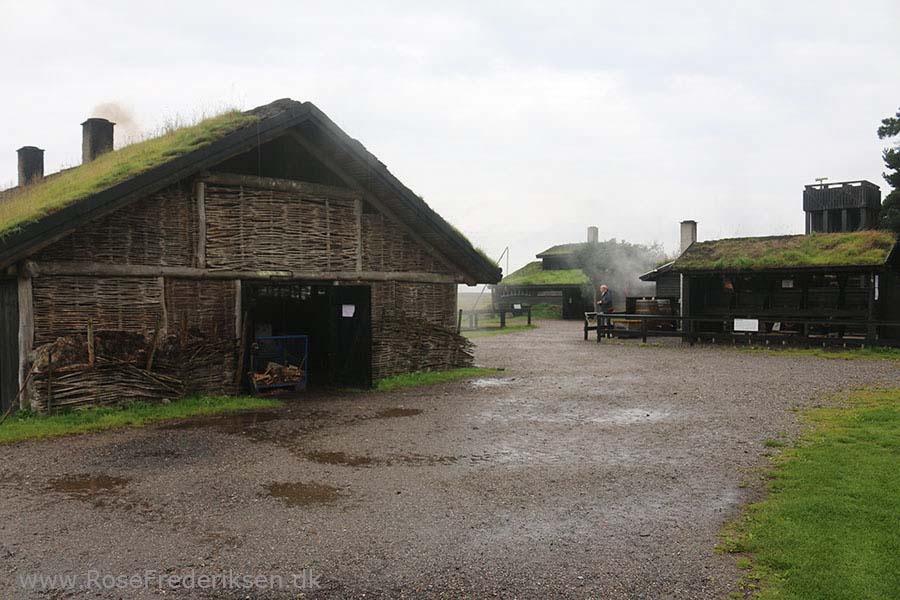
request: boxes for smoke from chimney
[90,102,140,145]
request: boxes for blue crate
[249,335,309,393]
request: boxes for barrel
[635,299,659,315]
[656,299,673,315]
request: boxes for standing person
[597,284,613,337]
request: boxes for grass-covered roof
[0,111,258,237]
[536,242,588,257]
[499,261,590,286]
[673,230,897,272]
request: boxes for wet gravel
[0,320,897,599]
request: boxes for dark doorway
[0,280,19,413]
[243,282,371,388]
[562,288,583,319]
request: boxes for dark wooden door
[0,280,19,413]
[332,286,372,388]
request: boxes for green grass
[748,346,900,361]
[721,387,900,599]
[0,395,281,444]
[674,230,896,271]
[0,111,258,236]
[373,367,500,392]
[498,261,590,286]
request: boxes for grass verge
[720,387,900,599]
[374,367,501,393]
[0,396,282,444]
[748,346,900,361]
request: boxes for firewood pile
[28,327,235,414]
[250,361,304,388]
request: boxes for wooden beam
[16,273,33,410]
[286,130,472,283]
[234,280,242,340]
[195,181,207,268]
[27,260,463,284]
[200,172,361,201]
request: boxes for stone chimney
[81,118,115,163]
[587,226,599,244]
[17,146,44,187]
[679,220,697,254]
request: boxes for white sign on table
[733,318,759,333]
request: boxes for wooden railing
[584,312,900,347]
[458,307,533,333]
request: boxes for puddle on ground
[375,408,423,418]
[264,482,342,507]
[161,411,281,433]
[304,451,373,466]
[391,454,458,466]
[470,378,512,388]
[46,474,130,500]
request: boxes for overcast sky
[2,1,899,276]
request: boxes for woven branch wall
[361,204,454,274]
[205,184,360,272]
[33,276,164,345]
[36,186,197,266]
[370,281,469,380]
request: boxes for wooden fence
[584,312,900,348]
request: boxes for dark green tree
[877,107,900,233]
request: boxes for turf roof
[536,242,588,257]
[499,260,590,286]
[0,111,258,237]
[673,230,897,272]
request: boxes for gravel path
[0,320,896,599]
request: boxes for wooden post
[87,320,95,367]
[146,312,163,371]
[527,307,532,326]
[46,350,52,414]
[195,181,207,268]
[500,310,506,329]
[457,309,463,334]
[235,310,251,387]
[17,273,33,410]
[641,317,647,343]
[867,271,877,343]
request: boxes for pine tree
[877,107,900,233]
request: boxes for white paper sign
[342,304,356,318]
[733,318,759,332]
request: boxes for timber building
[0,99,500,413]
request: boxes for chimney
[17,146,44,187]
[81,117,115,163]
[679,220,697,254]
[587,226,599,244]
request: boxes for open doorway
[242,282,371,388]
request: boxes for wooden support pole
[16,273,33,410]
[195,180,207,268]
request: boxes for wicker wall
[361,203,454,274]
[205,184,360,272]
[36,186,197,266]
[26,176,469,407]
[33,275,164,345]
[370,281,470,380]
